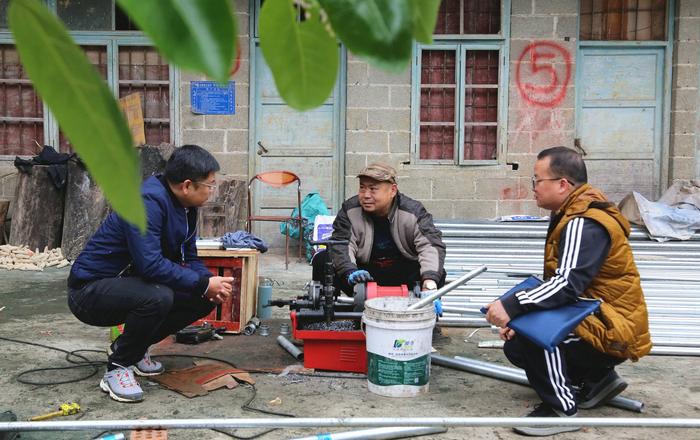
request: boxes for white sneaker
[100,364,144,403]
[107,344,164,377]
[133,351,164,376]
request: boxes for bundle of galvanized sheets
[438,220,700,356]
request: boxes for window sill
[402,161,505,170]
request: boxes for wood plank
[198,249,259,257]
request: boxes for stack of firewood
[0,245,70,271]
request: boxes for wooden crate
[195,249,259,333]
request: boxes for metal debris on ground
[258,324,270,336]
[0,245,70,271]
[279,322,291,335]
[301,320,358,331]
[280,373,308,385]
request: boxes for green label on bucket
[367,353,429,386]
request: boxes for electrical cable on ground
[0,336,309,440]
[0,335,104,385]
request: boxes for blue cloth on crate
[482,276,601,352]
[221,231,268,253]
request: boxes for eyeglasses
[197,181,218,191]
[531,176,574,190]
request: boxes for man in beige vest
[485,146,651,436]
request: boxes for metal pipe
[408,266,487,311]
[431,355,645,413]
[277,335,303,361]
[6,416,700,431]
[650,346,700,356]
[437,317,489,327]
[242,317,261,336]
[440,306,483,315]
[336,297,354,305]
[288,426,448,440]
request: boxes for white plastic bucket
[362,297,436,397]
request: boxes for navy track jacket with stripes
[501,216,612,319]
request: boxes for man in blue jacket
[67,145,233,402]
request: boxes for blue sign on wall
[191,81,235,115]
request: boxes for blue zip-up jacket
[68,175,212,294]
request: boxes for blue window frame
[411,0,510,166]
[0,1,178,157]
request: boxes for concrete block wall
[671,1,700,181]
[505,0,578,216]
[344,52,412,197]
[345,51,526,220]
[343,0,580,220]
[178,0,251,182]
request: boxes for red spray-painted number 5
[516,42,572,108]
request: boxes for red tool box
[291,310,367,373]
[290,282,409,374]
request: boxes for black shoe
[577,370,628,409]
[513,403,580,437]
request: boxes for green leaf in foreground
[117,0,236,83]
[409,0,440,44]
[319,0,413,71]
[9,0,145,231]
[259,0,338,110]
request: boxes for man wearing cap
[313,163,446,296]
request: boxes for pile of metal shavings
[300,319,359,331]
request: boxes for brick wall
[1,0,698,226]
[344,53,412,198]
[179,0,250,182]
[343,0,580,219]
[671,1,700,181]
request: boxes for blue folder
[482,276,601,352]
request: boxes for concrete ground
[1,250,699,440]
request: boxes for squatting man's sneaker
[577,370,628,409]
[100,364,144,403]
[133,351,165,376]
[107,344,165,377]
[513,403,580,437]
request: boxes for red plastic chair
[246,170,303,269]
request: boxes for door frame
[575,0,675,199]
[248,1,346,214]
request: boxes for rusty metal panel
[59,45,109,152]
[434,0,501,35]
[0,44,43,156]
[419,49,457,160]
[463,49,498,161]
[580,0,667,41]
[118,46,171,145]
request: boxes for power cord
[1,336,296,440]
[0,335,104,385]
